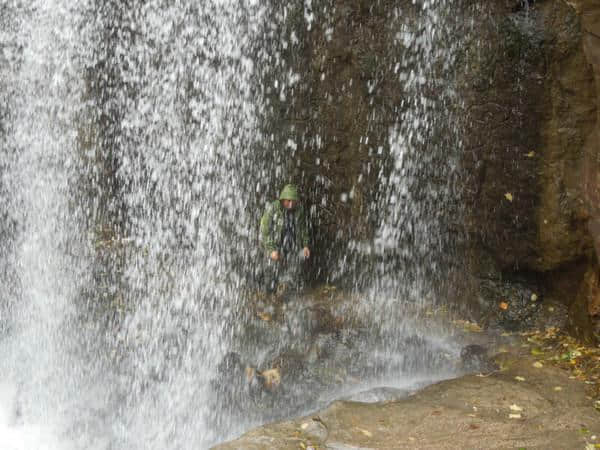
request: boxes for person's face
[282,199,296,210]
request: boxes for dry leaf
[531,293,538,301]
[508,413,521,419]
[515,376,526,382]
[526,151,535,158]
[301,423,309,430]
[499,302,509,310]
[533,361,544,369]
[510,404,523,412]
[356,428,372,438]
[504,193,513,202]
[553,386,563,391]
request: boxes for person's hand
[270,251,280,261]
[303,247,310,259]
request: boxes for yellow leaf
[499,302,509,310]
[508,413,521,419]
[533,361,544,369]
[301,423,309,430]
[515,376,526,382]
[510,404,523,412]
[530,293,538,301]
[356,428,372,437]
[553,386,563,391]
[504,193,513,202]
[526,151,535,158]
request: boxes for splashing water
[0,0,468,448]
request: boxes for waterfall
[0,1,468,448]
[1,1,268,448]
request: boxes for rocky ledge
[215,349,600,449]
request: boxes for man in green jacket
[260,184,310,294]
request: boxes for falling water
[0,0,469,448]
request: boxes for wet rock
[478,278,542,331]
[299,416,329,442]
[532,300,569,331]
[569,263,600,344]
[459,344,498,373]
[215,354,600,449]
[343,386,409,403]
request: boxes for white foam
[0,382,67,450]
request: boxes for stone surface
[579,1,600,259]
[214,353,600,450]
[458,0,599,340]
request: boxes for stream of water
[0,1,465,448]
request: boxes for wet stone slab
[214,352,600,449]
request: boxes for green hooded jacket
[260,200,309,254]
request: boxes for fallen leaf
[301,423,309,430]
[531,348,544,356]
[553,386,563,391]
[504,193,513,202]
[531,293,538,301]
[526,151,535,157]
[508,413,522,419]
[356,428,372,438]
[499,302,509,310]
[408,437,416,442]
[515,376,526,382]
[548,306,555,312]
[469,424,479,430]
[510,404,523,412]
[533,361,544,369]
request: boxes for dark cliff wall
[267,0,599,340]
[453,1,597,339]
[458,0,599,341]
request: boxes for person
[259,184,310,294]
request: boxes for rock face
[213,353,600,449]
[576,0,600,258]
[458,1,599,341]
[263,1,599,337]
